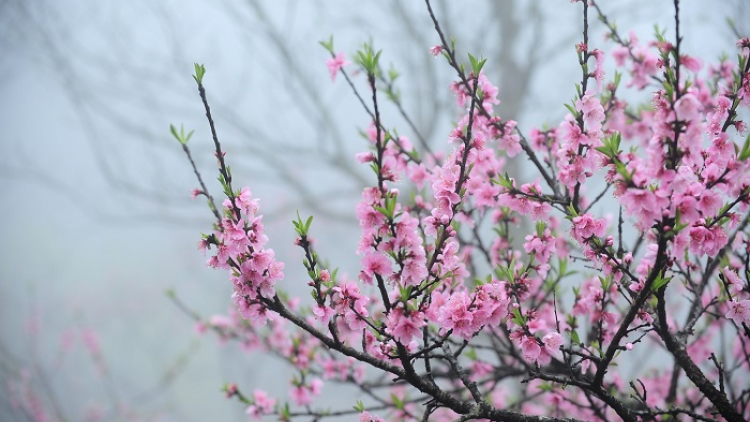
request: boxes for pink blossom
[194,321,207,334]
[326,52,350,81]
[407,164,429,189]
[591,49,605,92]
[225,383,238,398]
[470,360,495,381]
[722,267,745,294]
[681,55,703,72]
[726,299,750,325]
[524,229,556,265]
[222,218,246,241]
[235,187,259,216]
[360,251,393,283]
[355,151,375,163]
[612,45,629,66]
[629,280,644,293]
[310,378,324,396]
[246,390,275,419]
[251,249,275,271]
[387,308,425,344]
[674,93,702,121]
[209,314,232,328]
[319,269,331,282]
[619,188,666,230]
[689,225,728,257]
[197,238,209,255]
[571,214,606,243]
[360,411,386,422]
[497,121,522,156]
[542,332,564,356]
[81,328,101,356]
[312,304,336,325]
[437,292,476,340]
[674,195,700,224]
[575,93,605,132]
[696,190,723,217]
[429,45,443,57]
[520,336,542,362]
[629,47,659,89]
[290,385,311,406]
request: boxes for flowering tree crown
[174,1,750,421]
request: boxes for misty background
[1,1,747,421]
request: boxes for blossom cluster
[200,187,285,325]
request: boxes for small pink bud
[320,269,331,282]
[226,383,238,398]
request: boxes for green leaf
[511,307,526,326]
[280,403,291,420]
[613,71,622,88]
[614,161,632,182]
[564,103,578,116]
[398,285,413,304]
[319,35,334,53]
[373,205,392,219]
[355,43,383,75]
[598,275,611,290]
[739,133,750,161]
[594,145,610,157]
[170,124,194,145]
[353,401,365,413]
[653,24,665,41]
[193,63,206,85]
[293,211,309,236]
[391,393,405,410]
[650,271,672,292]
[495,262,514,283]
[468,53,478,71]
[535,221,547,237]
[595,132,622,158]
[387,193,397,214]
[538,382,554,392]
[467,53,487,75]
[493,172,514,190]
[567,204,579,218]
[558,258,569,278]
[387,63,400,82]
